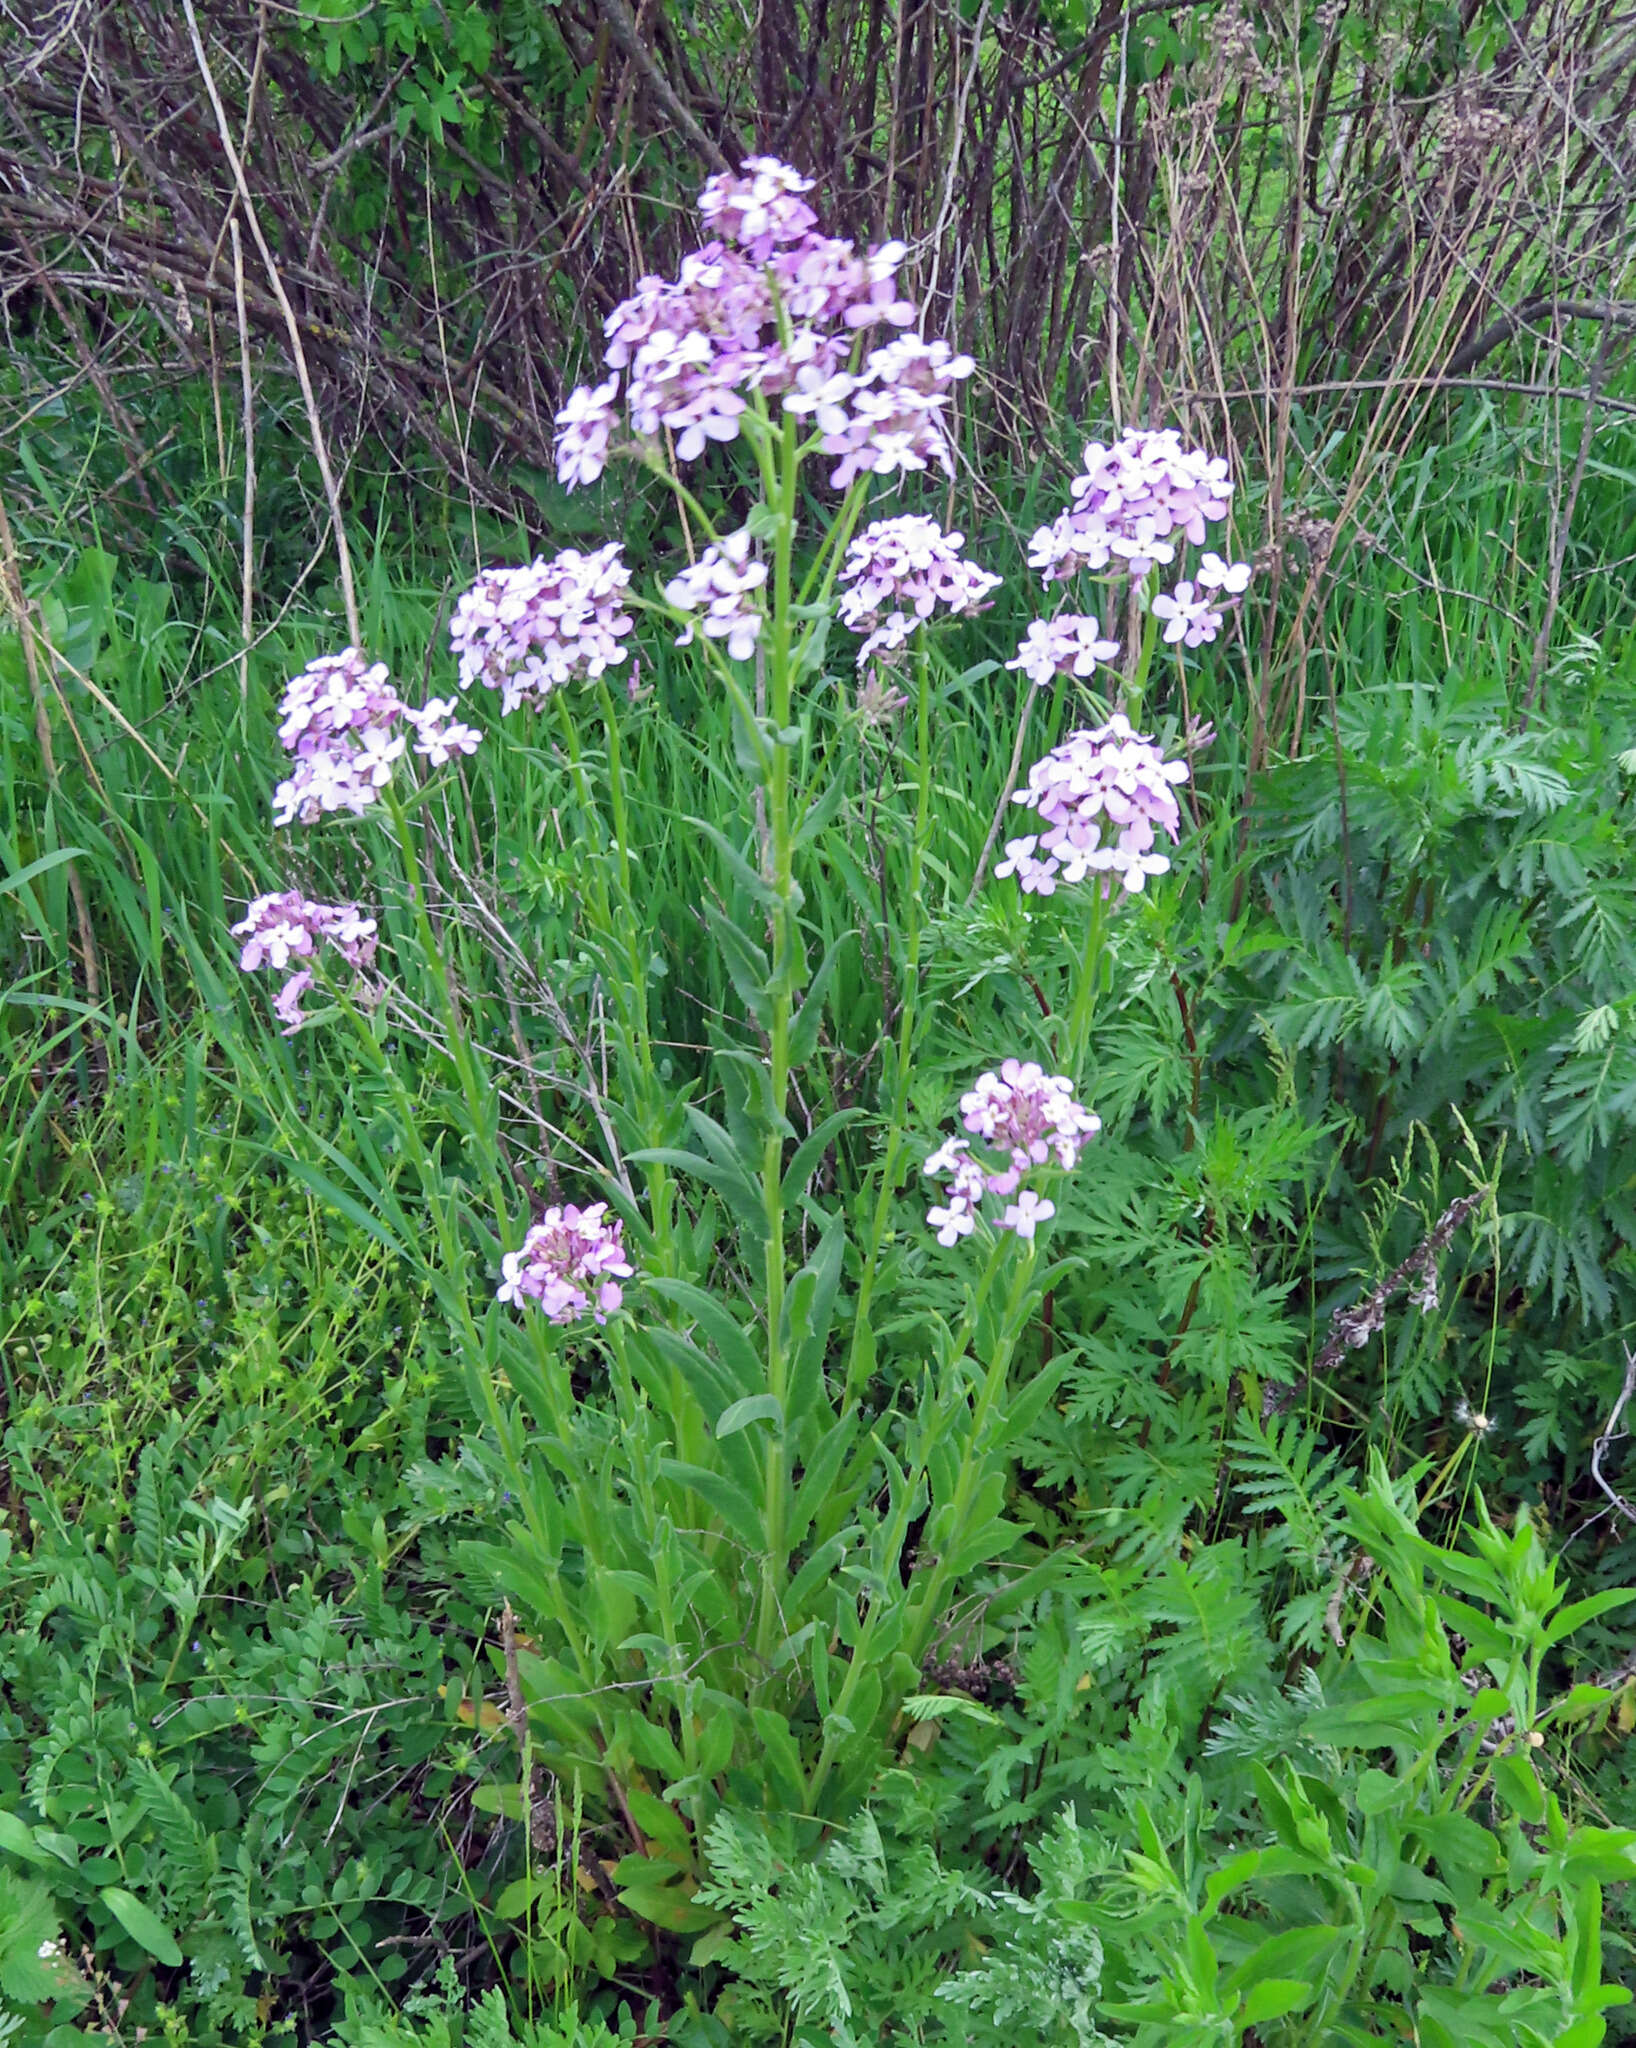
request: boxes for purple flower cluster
[997,714,1191,897]
[697,155,819,253]
[837,515,1001,666]
[232,890,377,1033]
[786,335,975,490]
[449,547,635,714]
[664,529,768,662]
[1006,614,1122,688]
[553,157,972,493]
[924,1059,1101,1246]
[272,648,407,827]
[497,1202,634,1324]
[404,697,483,767]
[1028,428,1235,583]
[271,648,483,827]
[1026,429,1254,648]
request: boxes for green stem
[795,473,870,617]
[595,680,675,1273]
[1060,878,1110,1082]
[906,1240,1039,1655]
[1123,572,1161,728]
[842,640,935,1413]
[754,405,803,1660]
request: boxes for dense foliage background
[2,1,1636,2043]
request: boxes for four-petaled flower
[232,891,379,1034]
[1006,615,1122,688]
[838,515,1001,666]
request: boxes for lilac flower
[553,157,951,493]
[450,546,634,713]
[1028,427,1235,585]
[697,157,819,256]
[1151,581,1224,648]
[798,336,975,490]
[1153,551,1253,647]
[272,648,407,827]
[1195,551,1252,594]
[1006,615,1122,688]
[276,646,402,754]
[404,698,483,767]
[776,237,916,332]
[554,377,620,489]
[497,1202,634,1324]
[1002,1191,1056,1240]
[998,714,1191,898]
[270,647,490,824]
[232,891,378,1034]
[664,529,768,662]
[837,515,1000,666]
[923,1060,1099,1245]
[271,971,316,1031]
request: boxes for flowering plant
[226,156,1255,1886]
[553,158,970,495]
[997,714,1192,899]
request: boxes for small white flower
[1002,1191,1056,1239]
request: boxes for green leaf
[615,1875,717,1933]
[701,901,772,1028]
[1,846,89,903]
[100,1887,183,1967]
[781,1107,864,1207]
[0,1871,62,2002]
[275,1158,409,1261]
[629,1146,762,1219]
[1240,1979,1315,2026]
[1542,1586,1636,1650]
[657,1462,765,1548]
[0,1814,53,1866]
[495,1873,548,1918]
[644,1278,765,1397]
[1355,1767,1405,1816]
[716,1394,784,1440]
[1492,1752,1546,1824]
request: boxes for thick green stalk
[1060,877,1110,1083]
[595,679,675,1273]
[842,641,936,1413]
[905,1241,1038,1657]
[754,407,803,1659]
[812,1237,1035,1800]
[1123,579,1162,728]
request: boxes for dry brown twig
[178,0,359,643]
[1591,1348,1636,1530]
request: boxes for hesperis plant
[223,159,1257,1923]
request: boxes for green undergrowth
[2,390,1636,2043]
